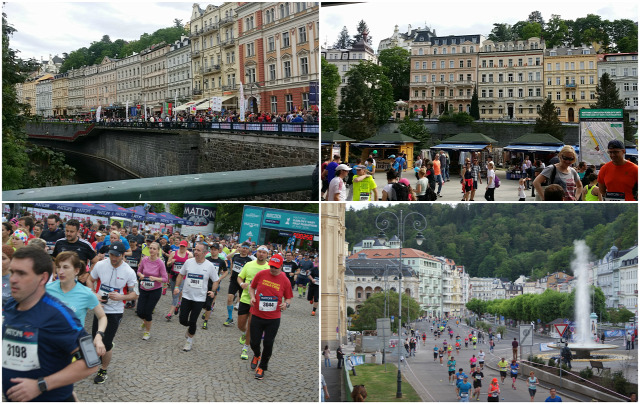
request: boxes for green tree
[534,97,564,141]
[608,19,637,52]
[334,26,350,49]
[608,307,634,325]
[321,57,340,131]
[488,23,514,42]
[351,291,421,333]
[338,60,394,141]
[2,13,75,190]
[469,87,480,120]
[169,203,185,218]
[426,104,433,120]
[398,117,430,150]
[591,72,624,110]
[527,11,545,26]
[520,22,542,40]
[351,20,371,45]
[544,14,570,48]
[378,47,411,102]
[466,298,487,317]
[173,18,183,29]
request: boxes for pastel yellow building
[544,45,598,122]
[52,72,69,116]
[321,203,348,350]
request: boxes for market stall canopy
[504,133,564,152]
[352,130,419,147]
[196,95,236,110]
[432,132,497,150]
[321,131,356,145]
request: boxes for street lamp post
[376,209,426,399]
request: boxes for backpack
[420,186,438,201]
[391,182,410,201]
[346,169,355,185]
[494,175,501,188]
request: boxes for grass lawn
[349,363,422,402]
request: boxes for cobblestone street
[74,276,319,401]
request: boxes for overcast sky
[322,1,638,52]
[3,2,208,61]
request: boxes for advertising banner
[181,204,216,236]
[239,206,264,244]
[261,209,319,234]
[579,109,624,166]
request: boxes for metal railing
[2,165,315,201]
[92,121,319,136]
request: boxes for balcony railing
[191,51,201,58]
[219,16,233,26]
[192,89,203,95]
[221,38,235,48]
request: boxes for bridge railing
[33,120,319,137]
[2,165,316,201]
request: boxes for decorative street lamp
[376,208,426,398]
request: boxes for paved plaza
[327,320,637,402]
[369,169,542,202]
[73,275,319,402]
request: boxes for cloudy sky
[322,1,638,52]
[3,2,206,61]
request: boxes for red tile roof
[349,248,437,260]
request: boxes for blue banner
[261,208,318,234]
[239,206,264,244]
[309,80,318,105]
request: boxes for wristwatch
[286,303,291,309]
[96,331,105,338]
[37,377,48,393]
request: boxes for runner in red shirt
[248,254,293,380]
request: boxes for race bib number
[46,241,55,254]
[461,393,468,397]
[359,192,370,201]
[211,263,219,273]
[313,277,319,286]
[3,326,40,372]
[233,262,243,273]
[126,258,139,269]
[283,265,292,273]
[141,280,155,289]
[187,273,204,289]
[173,263,183,273]
[605,192,625,201]
[492,392,498,397]
[259,296,278,312]
[299,270,307,276]
[476,375,482,379]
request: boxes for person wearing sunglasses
[533,145,582,201]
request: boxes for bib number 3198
[2,326,40,371]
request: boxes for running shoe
[239,334,246,345]
[240,348,249,360]
[142,332,150,341]
[94,369,108,384]
[162,287,167,295]
[311,310,316,316]
[202,313,206,320]
[165,314,172,321]
[140,322,145,330]
[255,367,264,380]
[309,300,313,304]
[174,305,180,315]
[223,319,234,327]
[183,340,193,352]
[251,355,261,370]
[202,321,208,330]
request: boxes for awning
[351,143,403,148]
[626,147,638,156]
[174,99,204,112]
[504,144,563,152]
[196,95,236,110]
[432,143,489,151]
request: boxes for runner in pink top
[136,242,168,340]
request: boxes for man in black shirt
[202,243,228,329]
[126,227,145,246]
[224,242,253,326]
[39,214,65,254]
[307,264,319,316]
[282,251,299,292]
[52,219,99,281]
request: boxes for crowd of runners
[402,317,561,402]
[2,211,319,400]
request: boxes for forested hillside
[345,204,637,280]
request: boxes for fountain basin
[548,343,619,359]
